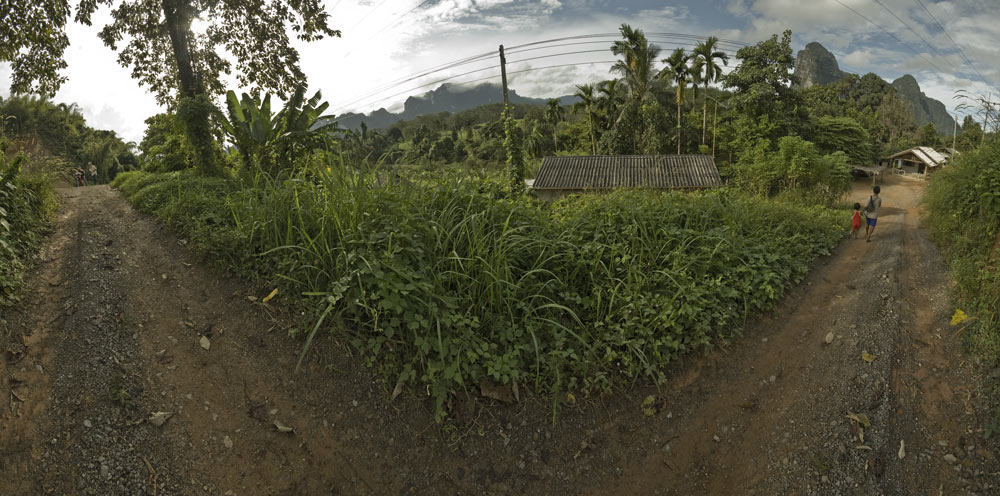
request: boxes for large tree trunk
[161,0,220,175]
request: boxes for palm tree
[659,48,693,155]
[692,36,729,145]
[610,24,661,106]
[573,83,598,154]
[545,98,565,151]
[597,79,624,129]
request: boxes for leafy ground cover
[0,146,57,309]
[924,138,1000,432]
[114,168,847,419]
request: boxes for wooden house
[882,147,947,174]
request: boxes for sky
[2,0,998,143]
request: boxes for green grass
[114,164,847,421]
[0,155,57,310]
[924,138,1000,436]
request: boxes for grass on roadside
[114,165,848,421]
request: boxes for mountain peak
[793,42,848,88]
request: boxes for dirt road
[1,176,997,495]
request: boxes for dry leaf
[200,336,211,351]
[861,352,877,363]
[262,288,278,303]
[390,379,405,401]
[273,420,294,433]
[247,295,258,302]
[898,440,906,459]
[950,309,968,326]
[856,445,872,451]
[148,411,173,426]
[845,412,872,429]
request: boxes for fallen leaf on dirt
[950,309,969,326]
[824,332,834,344]
[845,412,872,429]
[262,288,278,303]
[641,395,662,416]
[566,392,576,405]
[479,378,514,403]
[861,352,877,363]
[148,411,174,426]
[247,295,258,302]
[856,445,872,451]
[10,390,25,402]
[199,336,211,351]
[391,378,405,401]
[898,439,906,459]
[273,420,294,433]
[160,273,167,280]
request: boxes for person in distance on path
[851,202,862,239]
[863,185,882,242]
[88,161,98,185]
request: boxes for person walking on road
[88,162,98,185]
[863,185,882,242]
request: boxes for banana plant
[218,86,340,176]
[217,90,283,172]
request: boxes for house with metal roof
[530,155,722,201]
[882,146,947,175]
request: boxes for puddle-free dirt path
[1,177,997,495]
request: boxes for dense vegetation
[114,165,847,419]
[0,137,57,310]
[0,96,136,183]
[925,138,1000,432]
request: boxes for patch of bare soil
[1,176,997,495]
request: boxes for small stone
[200,336,211,350]
[100,464,110,479]
[223,436,233,449]
[769,375,776,383]
[761,337,768,343]
[713,435,720,443]
[825,332,834,344]
[83,419,93,428]
[898,440,906,459]
[351,400,359,408]
[821,475,829,484]
[944,454,958,464]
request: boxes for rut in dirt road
[2,178,998,496]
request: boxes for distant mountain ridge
[793,42,955,132]
[335,83,578,131]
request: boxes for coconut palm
[692,36,729,145]
[610,24,661,106]
[596,78,624,130]
[572,83,598,154]
[545,98,565,151]
[659,48,694,155]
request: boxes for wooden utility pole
[983,92,991,148]
[499,44,509,108]
[952,113,957,151]
[712,101,718,158]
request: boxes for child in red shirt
[851,202,862,238]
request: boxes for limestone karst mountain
[794,42,955,132]
[334,83,577,131]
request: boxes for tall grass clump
[924,139,1000,434]
[115,161,847,420]
[0,146,57,310]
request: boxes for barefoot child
[851,202,862,238]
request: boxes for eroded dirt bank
[1,177,997,495]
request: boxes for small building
[883,147,947,174]
[936,147,960,163]
[530,155,722,201]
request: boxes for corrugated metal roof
[532,155,722,190]
[887,146,947,167]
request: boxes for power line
[832,0,948,75]
[913,0,996,89]
[871,0,945,58]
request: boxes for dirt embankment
[1,177,997,495]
